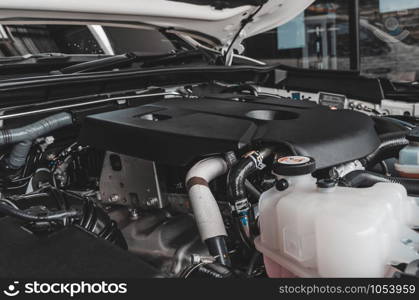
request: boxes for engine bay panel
[80,96,380,169]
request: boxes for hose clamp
[233,198,250,214]
[248,151,266,170]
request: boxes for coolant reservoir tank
[255,156,419,278]
[396,127,419,178]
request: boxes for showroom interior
[245,0,419,82]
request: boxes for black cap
[317,178,337,188]
[275,178,289,191]
[273,156,316,176]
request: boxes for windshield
[0,24,176,57]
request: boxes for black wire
[379,161,390,176]
[178,262,206,278]
[0,201,80,221]
[0,145,42,192]
[5,182,29,191]
[223,4,265,63]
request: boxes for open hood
[0,0,314,52]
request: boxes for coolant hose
[227,148,272,240]
[186,157,231,266]
[361,136,409,168]
[0,112,73,169]
[6,140,32,170]
[343,170,419,196]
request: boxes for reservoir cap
[273,156,316,176]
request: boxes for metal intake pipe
[186,156,230,266]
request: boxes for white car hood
[0,0,313,52]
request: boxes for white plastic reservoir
[254,174,419,278]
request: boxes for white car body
[0,0,314,53]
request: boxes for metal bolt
[190,254,215,265]
[45,136,55,145]
[129,209,139,220]
[108,194,120,203]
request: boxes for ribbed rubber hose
[227,148,272,203]
[361,136,409,168]
[227,148,272,246]
[227,159,258,202]
[343,170,419,196]
[0,112,73,169]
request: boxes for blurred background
[244,0,419,82]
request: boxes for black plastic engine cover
[80,96,380,169]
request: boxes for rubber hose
[227,159,257,202]
[361,137,409,168]
[343,170,419,196]
[227,148,272,203]
[227,148,272,246]
[0,112,73,169]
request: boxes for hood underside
[0,0,314,51]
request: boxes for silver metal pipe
[185,157,229,241]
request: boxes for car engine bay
[0,80,418,279]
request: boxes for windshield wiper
[0,53,66,63]
[55,49,214,74]
[56,52,139,74]
[0,53,112,64]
